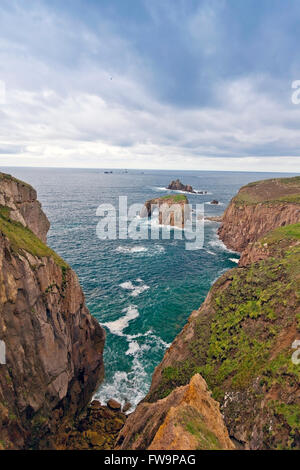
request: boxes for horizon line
[1,165,299,175]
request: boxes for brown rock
[116,374,234,450]
[122,402,131,413]
[167,179,195,193]
[210,199,219,205]
[140,195,191,229]
[218,177,300,252]
[0,172,50,243]
[205,216,223,222]
[107,399,122,411]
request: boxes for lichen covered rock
[117,374,234,450]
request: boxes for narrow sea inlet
[3,167,297,410]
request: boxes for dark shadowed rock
[167,179,195,193]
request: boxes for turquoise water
[2,167,298,409]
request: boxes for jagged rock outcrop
[218,177,300,252]
[141,195,191,229]
[0,173,50,243]
[54,401,126,450]
[116,374,234,450]
[167,179,195,193]
[0,174,105,449]
[126,176,300,450]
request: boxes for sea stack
[167,179,195,193]
[141,194,191,228]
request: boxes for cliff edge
[120,176,300,450]
[0,173,105,449]
[218,176,300,252]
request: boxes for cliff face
[218,177,300,252]
[0,173,50,243]
[0,174,105,449]
[123,176,300,450]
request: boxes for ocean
[2,167,298,410]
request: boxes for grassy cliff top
[261,222,300,244]
[234,176,300,205]
[0,172,33,189]
[159,194,188,203]
[0,206,68,269]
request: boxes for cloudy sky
[0,0,300,172]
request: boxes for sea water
[3,167,298,409]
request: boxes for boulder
[107,399,122,411]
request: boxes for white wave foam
[205,249,217,256]
[102,305,139,336]
[229,258,239,264]
[95,330,171,411]
[116,245,148,254]
[153,187,212,195]
[120,280,150,297]
[208,234,237,253]
[115,244,165,256]
[126,341,140,355]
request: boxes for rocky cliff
[0,173,50,243]
[117,374,234,450]
[0,173,105,449]
[218,177,300,252]
[121,176,300,450]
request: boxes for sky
[0,0,300,172]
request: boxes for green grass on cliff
[148,225,300,448]
[151,242,300,399]
[160,194,188,202]
[0,206,68,269]
[0,172,33,189]
[233,176,300,206]
[261,223,300,244]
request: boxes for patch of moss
[272,402,300,432]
